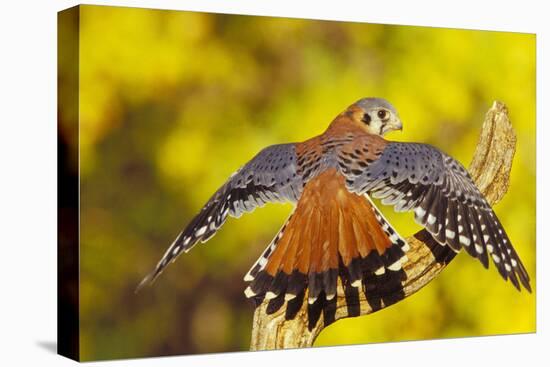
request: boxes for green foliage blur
[61,5,535,360]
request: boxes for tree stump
[250,101,517,350]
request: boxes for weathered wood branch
[249,101,517,350]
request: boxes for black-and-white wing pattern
[342,141,531,291]
[137,143,304,289]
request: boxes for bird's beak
[381,118,403,135]
[392,118,403,132]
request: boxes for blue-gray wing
[138,143,303,289]
[342,141,530,291]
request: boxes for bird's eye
[377,110,389,120]
[362,113,371,125]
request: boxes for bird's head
[344,97,403,136]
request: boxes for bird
[137,97,531,304]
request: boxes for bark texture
[249,101,517,351]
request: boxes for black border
[57,5,80,361]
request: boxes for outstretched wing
[338,139,531,292]
[137,143,304,290]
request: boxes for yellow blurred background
[60,5,535,361]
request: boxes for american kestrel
[138,97,531,304]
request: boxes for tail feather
[243,214,293,282]
[307,210,325,303]
[244,168,409,303]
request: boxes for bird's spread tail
[243,168,409,304]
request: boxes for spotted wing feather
[137,143,304,290]
[341,141,531,292]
